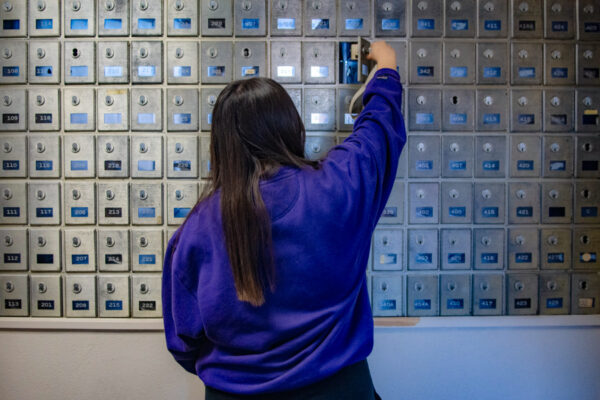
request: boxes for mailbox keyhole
[516,190,526,199]
[243,48,251,58]
[105,189,115,200]
[481,189,491,199]
[175,190,184,200]
[3,95,12,106]
[380,282,388,292]
[278,0,287,10]
[175,143,183,153]
[580,235,590,245]
[38,283,47,293]
[517,142,527,152]
[451,96,459,105]
[417,142,426,152]
[72,1,81,11]
[551,3,562,13]
[483,143,493,152]
[547,236,558,246]
[311,143,321,153]
[450,1,461,11]
[36,190,46,200]
[71,96,80,106]
[36,48,45,59]
[483,96,493,106]
[139,48,148,58]
[242,0,252,11]
[73,283,82,294]
[105,48,114,59]
[583,143,593,152]
[174,0,184,11]
[105,0,116,11]
[140,283,149,294]
[37,236,46,247]
[312,1,321,10]
[382,2,393,12]
[550,142,560,152]
[2,48,11,59]
[416,235,425,246]
[72,189,81,200]
[583,97,592,107]
[208,0,218,11]
[415,282,424,292]
[4,235,13,246]
[417,1,428,11]
[480,282,489,291]
[138,95,148,106]
[447,282,456,292]
[106,236,115,247]
[2,188,11,200]
[105,96,114,106]
[2,142,11,153]
[105,142,114,153]
[584,50,593,60]
[106,282,115,294]
[139,142,148,153]
[139,190,148,200]
[515,235,525,246]
[514,281,524,291]
[72,48,80,58]
[5,281,14,292]
[174,95,184,106]
[549,189,559,199]
[518,49,529,59]
[175,48,184,58]
[579,280,588,290]
[582,189,591,199]
[36,142,45,153]
[72,237,81,247]
[547,281,557,291]
[416,190,425,199]
[518,96,528,107]
[140,237,148,247]
[450,143,459,152]
[481,237,491,246]
[2,2,12,12]
[449,189,459,199]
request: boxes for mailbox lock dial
[416,95,426,105]
[483,2,494,12]
[516,190,526,199]
[547,236,558,246]
[515,235,525,246]
[2,95,11,106]
[518,2,529,13]
[106,236,115,247]
[2,1,12,12]
[105,0,116,11]
[416,48,427,59]
[140,283,149,294]
[209,0,218,11]
[447,282,456,292]
[105,142,114,153]
[208,94,217,106]
[139,0,149,11]
[481,189,491,199]
[2,48,11,59]
[139,142,148,153]
[550,97,560,107]
[518,96,528,107]
[106,282,115,294]
[37,48,46,59]
[139,189,148,200]
[549,189,559,199]
[36,142,45,153]
[71,142,80,153]
[175,190,184,200]
[105,189,115,200]
[547,281,557,291]
[175,142,184,153]
[138,95,148,106]
[483,142,493,152]
[2,188,11,200]
[73,283,82,294]
[514,281,524,291]
[2,142,11,152]
[139,47,148,59]
[36,95,46,106]
[38,283,47,294]
[36,190,46,201]
[72,237,81,247]
[72,189,81,200]
[139,237,148,247]
[550,142,560,152]
[174,0,184,11]
[483,96,493,106]
[4,235,13,246]
[173,95,184,106]
[5,281,14,293]
[449,189,459,199]
[208,47,218,58]
[71,96,80,106]
[517,142,527,152]
[481,236,491,246]
[175,47,184,58]
[105,48,114,59]
[37,236,46,247]
[105,96,114,106]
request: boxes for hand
[366,41,397,71]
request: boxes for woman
[162,41,405,399]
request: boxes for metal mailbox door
[65,0,95,37]
[0,182,27,225]
[0,274,28,316]
[97,274,130,317]
[65,275,96,317]
[442,136,473,178]
[409,41,441,84]
[0,135,26,178]
[167,89,199,132]
[167,136,198,179]
[200,87,224,131]
[338,0,371,36]
[440,274,471,316]
[97,88,129,131]
[407,229,438,270]
[511,42,543,85]
[474,183,505,224]
[441,229,472,270]
[304,136,335,161]
[475,136,506,178]
[0,228,27,271]
[202,0,233,36]
[410,0,442,37]
[408,135,440,178]
[28,182,61,225]
[131,183,163,225]
[507,228,539,270]
[445,0,475,37]
[441,182,472,224]
[132,274,162,317]
[541,229,571,270]
[234,0,266,36]
[576,90,600,132]
[508,182,540,224]
[63,229,96,272]
[97,135,129,178]
[578,44,600,86]
[304,0,336,37]
[477,42,508,84]
[545,43,575,85]
[544,89,574,132]
[379,181,404,225]
[407,274,439,317]
[372,228,403,271]
[30,274,62,317]
[271,41,301,83]
[0,40,26,84]
[64,88,95,131]
[408,183,439,224]
[28,134,60,178]
[442,89,474,131]
[234,41,266,80]
[512,0,543,38]
[372,274,403,317]
[579,0,600,41]
[576,136,600,178]
[167,0,199,36]
[478,0,508,38]
[97,229,129,272]
[132,0,163,36]
[0,88,27,131]
[98,41,129,84]
[337,88,358,131]
[28,89,60,132]
[575,182,600,224]
[131,229,163,272]
[28,41,60,84]
[476,89,508,131]
[131,88,162,131]
[64,181,96,225]
[573,229,599,270]
[29,0,61,37]
[29,228,61,271]
[304,88,335,131]
[131,136,163,179]
[271,0,302,36]
[543,136,573,178]
[571,273,600,315]
[64,41,96,84]
[473,228,505,270]
[131,41,163,84]
[167,42,198,84]
[545,0,575,39]
[509,135,540,178]
[507,273,538,315]
[375,0,406,37]
[0,0,27,37]
[472,273,503,315]
[201,41,233,84]
[303,41,334,84]
[167,182,198,225]
[444,42,475,84]
[541,182,573,224]
[510,89,542,132]
[98,182,130,225]
[539,273,570,315]
[407,88,441,131]
[98,0,129,36]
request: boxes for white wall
[1,317,599,400]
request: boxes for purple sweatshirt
[162,68,406,394]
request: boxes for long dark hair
[195,78,317,306]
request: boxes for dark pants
[205,359,381,400]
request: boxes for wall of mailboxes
[0,0,599,319]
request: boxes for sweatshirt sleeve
[320,67,406,225]
[162,233,206,375]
